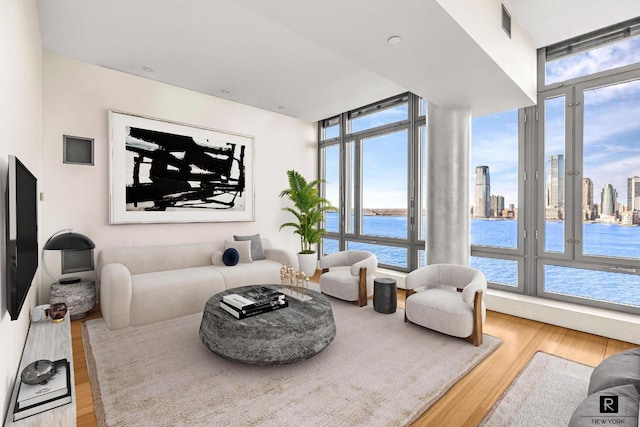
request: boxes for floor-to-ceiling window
[319,94,425,272]
[470,109,525,292]
[318,16,640,315]
[536,17,640,314]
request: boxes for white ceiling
[37,1,640,122]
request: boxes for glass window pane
[324,124,339,140]
[350,103,408,133]
[544,96,566,253]
[323,144,340,233]
[470,110,519,248]
[322,238,339,256]
[470,256,518,287]
[544,264,640,307]
[361,130,408,238]
[347,241,407,269]
[546,36,640,86]
[582,79,640,260]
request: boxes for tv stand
[4,315,76,426]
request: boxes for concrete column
[426,102,471,266]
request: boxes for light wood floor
[71,290,637,427]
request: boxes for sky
[325,35,640,211]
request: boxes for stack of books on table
[220,287,288,319]
[13,359,72,421]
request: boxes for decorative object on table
[50,280,96,320]
[31,304,51,322]
[373,278,397,314]
[278,169,337,276]
[109,111,254,224]
[42,229,95,284]
[279,264,313,301]
[219,299,289,319]
[14,359,72,421]
[222,286,286,311]
[48,302,67,323]
[220,286,289,319]
[20,360,55,385]
[319,250,378,307]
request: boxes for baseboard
[485,289,640,345]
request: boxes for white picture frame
[109,111,254,224]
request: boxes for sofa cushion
[569,384,639,426]
[225,240,252,263]
[213,259,283,289]
[234,234,265,260]
[211,251,224,266]
[222,248,239,266]
[588,348,640,395]
[130,266,225,327]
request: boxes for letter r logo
[600,395,618,413]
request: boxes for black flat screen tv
[5,155,38,321]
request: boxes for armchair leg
[358,267,367,307]
[468,290,483,346]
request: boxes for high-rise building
[582,178,595,220]
[546,154,564,220]
[628,176,640,211]
[601,183,618,217]
[490,195,504,217]
[474,166,490,218]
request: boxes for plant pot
[297,252,318,277]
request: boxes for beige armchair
[404,264,487,346]
[319,251,377,306]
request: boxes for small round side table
[50,280,96,320]
[373,278,397,314]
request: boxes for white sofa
[97,238,297,330]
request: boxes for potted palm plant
[279,169,337,276]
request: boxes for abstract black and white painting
[109,111,254,223]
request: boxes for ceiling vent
[502,4,511,39]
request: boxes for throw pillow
[233,234,265,260]
[225,240,252,263]
[222,248,240,266]
[211,251,224,266]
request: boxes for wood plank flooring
[72,290,636,427]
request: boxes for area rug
[83,298,500,427]
[480,351,593,426]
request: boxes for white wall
[436,0,537,111]
[0,0,42,421]
[41,53,317,303]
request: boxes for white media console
[4,315,76,426]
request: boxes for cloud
[546,37,640,85]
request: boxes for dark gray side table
[50,280,96,320]
[373,278,397,314]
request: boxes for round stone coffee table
[199,285,336,365]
